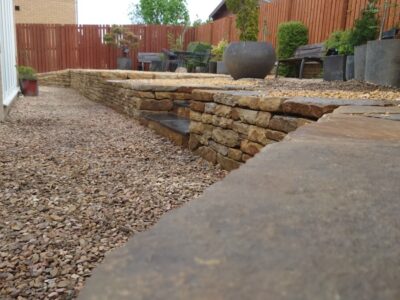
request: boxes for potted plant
[324,30,354,81]
[104,25,139,70]
[186,41,212,73]
[18,66,38,96]
[223,0,276,79]
[349,0,379,81]
[210,39,229,74]
[364,1,400,87]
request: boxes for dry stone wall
[39,70,393,171]
[188,90,315,171]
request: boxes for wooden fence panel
[16,0,400,73]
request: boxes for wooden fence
[16,24,195,72]
[195,0,400,46]
[17,0,400,73]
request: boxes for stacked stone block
[189,90,314,171]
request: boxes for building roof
[209,0,228,20]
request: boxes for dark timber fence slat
[17,0,400,73]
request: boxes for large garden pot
[354,44,367,81]
[345,55,355,81]
[323,55,346,81]
[223,41,276,80]
[117,57,132,70]
[365,39,400,87]
[217,61,229,74]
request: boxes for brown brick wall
[14,0,77,24]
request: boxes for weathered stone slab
[188,134,201,151]
[290,113,400,142]
[217,154,242,171]
[269,115,313,133]
[209,141,229,156]
[212,128,240,148]
[195,146,217,164]
[189,111,202,122]
[248,126,268,145]
[191,90,216,102]
[333,105,400,115]
[227,148,243,161]
[214,105,232,118]
[240,139,263,155]
[265,129,287,142]
[255,111,272,128]
[190,101,206,112]
[258,97,287,112]
[232,121,250,135]
[80,114,400,300]
[283,97,390,119]
[136,99,173,111]
[211,116,233,129]
[232,108,258,125]
[204,103,217,114]
[367,114,400,121]
[189,121,204,134]
[201,113,214,124]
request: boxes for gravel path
[0,87,226,299]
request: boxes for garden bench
[138,52,162,71]
[275,43,325,79]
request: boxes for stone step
[140,113,189,147]
[172,100,190,118]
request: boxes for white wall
[0,0,19,117]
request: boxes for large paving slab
[79,114,400,300]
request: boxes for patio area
[0,86,226,299]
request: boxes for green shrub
[226,0,259,41]
[349,0,379,47]
[17,66,37,80]
[211,39,228,62]
[325,30,354,55]
[186,42,212,70]
[277,21,308,77]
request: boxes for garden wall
[39,70,231,118]
[39,70,392,171]
[188,90,315,170]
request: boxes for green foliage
[167,27,188,51]
[325,30,354,55]
[186,42,212,70]
[226,0,259,41]
[211,39,228,62]
[129,0,190,25]
[349,0,379,47]
[103,25,139,52]
[17,66,37,80]
[277,22,308,77]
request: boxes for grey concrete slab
[79,114,400,300]
[367,114,400,121]
[333,105,400,115]
[144,113,190,135]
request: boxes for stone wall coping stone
[333,105,400,115]
[282,96,394,119]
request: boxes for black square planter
[323,55,346,81]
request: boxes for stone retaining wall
[39,70,393,171]
[188,90,316,171]
[188,90,393,170]
[38,70,241,118]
